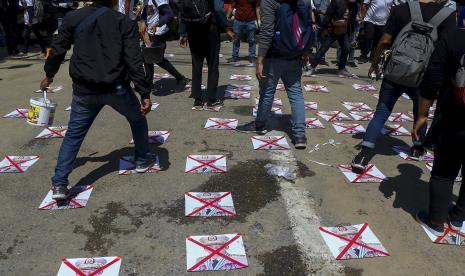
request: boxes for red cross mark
[342,164,385,183]
[252,136,289,150]
[356,85,375,91]
[206,119,237,130]
[343,102,370,111]
[320,223,389,260]
[320,111,343,122]
[334,123,362,134]
[186,156,226,173]
[15,109,27,118]
[384,125,408,136]
[39,185,94,210]
[390,113,411,122]
[306,118,324,129]
[187,234,247,271]
[185,192,236,216]
[434,226,465,244]
[62,256,122,276]
[36,127,66,139]
[304,103,317,110]
[0,156,39,173]
[352,112,374,121]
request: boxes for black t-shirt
[384,2,456,40]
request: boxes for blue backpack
[268,0,311,58]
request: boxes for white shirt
[363,0,393,26]
[146,0,169,36]
[118,0,137,20]
[19,0,38,25]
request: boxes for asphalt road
[0,42,464,275]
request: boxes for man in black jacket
[40,0,155,200]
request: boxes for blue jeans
[256,58,306,138]
[362,79,427,149]
[51,91,150,187]
[232,20,256,58]
[337,23,359,63]
[311,32,349,70]
[315,17,327,61]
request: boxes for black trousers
[145,32,184,81]
[0,12,19,54]
[186,21,221,103]
[429,130,465,223]
[23,23,46,53]
[361,22,384,59]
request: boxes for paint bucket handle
[42,89,48,106]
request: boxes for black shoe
[193,99,204,110]
[358,56,369,64]
[293,136,307,149]
[319,60,330,66]
[206,100,224,111]
[176,77,190,87]
[448,213,464,231]
[227,57,238,63]
[135,154,158,173]
[351,146,374,173]
[249,57,256,64]
[236,121,268,135]
[409,145,426,161]
[52,185,69,200]
[347,61,358,68]
[416,211,445,236]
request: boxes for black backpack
[179,0,212,24]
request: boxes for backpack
[383,1,454,87]
[452,55,465,107]
[33,0,44,23]
[268,0,311,58]
[179,0,212,24]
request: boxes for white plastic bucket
[27,96,57,126]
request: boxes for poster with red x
[251,136,290,150]
[153,73,172,79]
[118,156,160,175]
[352,83,377,92]
[304,101,318,110]
[38,185,94,210]
[225,90,251,99]
[0,155,39,173]
[57,256,122,276]
[349,111,374,121]
[381,124,410,136]
[392,146,434,161]
[373,94,379,99]
[276,83,285,91]
[35,126,67,139]
[255,97,283,106]
[304,84,329,93]
[253,106,282,117]
[317,111,352,122]
[319,223,389,260]
[226,84,251,91]
[342,102,372,112]
[185,192,236,216]
[151,102,160,111]
[425,162,462,182]
[305,118,325,129]
[185,155,227,173]
[338,164,386,183]
[388,112,413,122]
[230,74,252,81]
[204,118,238,130]
[3,108,28,118]
[186,233,248,272]
[233,62,254,67]
[332,123,366,134]
[130,131,170,144]
[422,224,465,245]
[35,85,64,93]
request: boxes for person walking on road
[19,0,47,55]
[236,0,312,149]
[40,0,155,200]
[413,27,465,236]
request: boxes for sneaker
[338,68,356,78]
[52,185,69,200]
[193,99,204,110]
[347,61,358,68]
[416,211,445,236]
[448,212,464,231]
[227,57,238,63]
[236,121,268,135]
[319,60,329,66]
[293,136,307,149]
[409,145,426,161]
[249,57,256,64]
[351,146,374,173]
[135,154,158,173]
[358,56,369,64]
[304,66,316,76]
[206,100,224,111]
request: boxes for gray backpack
[383,1,453,88]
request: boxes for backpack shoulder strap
[428,7,454,27]
[408,1,423,22]
[73,7,109,39]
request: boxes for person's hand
[412,116,428,142]
[368,63,379,79]
[226,29,235,41]
[40,77,53,91]
[150,23,158,34]
[179,36,187,48]
[138,21,147,35]
[256,56,265,81]
[140,97,152,115]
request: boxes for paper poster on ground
[56,256,122,276]
[38,185,94,210]
[305,118,325,129]
[317,111,352,122]
[204,118,238,130]
[352,84,376,91]
[338,164,386,183]
[185,192,236,216]
[332,123,366,134]
[342,102,372,111]
[0,156,40,173]
[3,108,28,118]
[130,131,170,144]
[185,155,227,173]
[118,156,160,175]
[35,126,67,139]
[421,224,465,245]
[251,136,290,150]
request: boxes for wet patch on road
[73,202,148,255]
[344,267,364,276]
[328,80,344,85]
[198,140,234,158]
[256,245,307,276]
[297,161,316,178]
[158,159,280,224]
[231,105,252,116]
[20,139,51,150]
